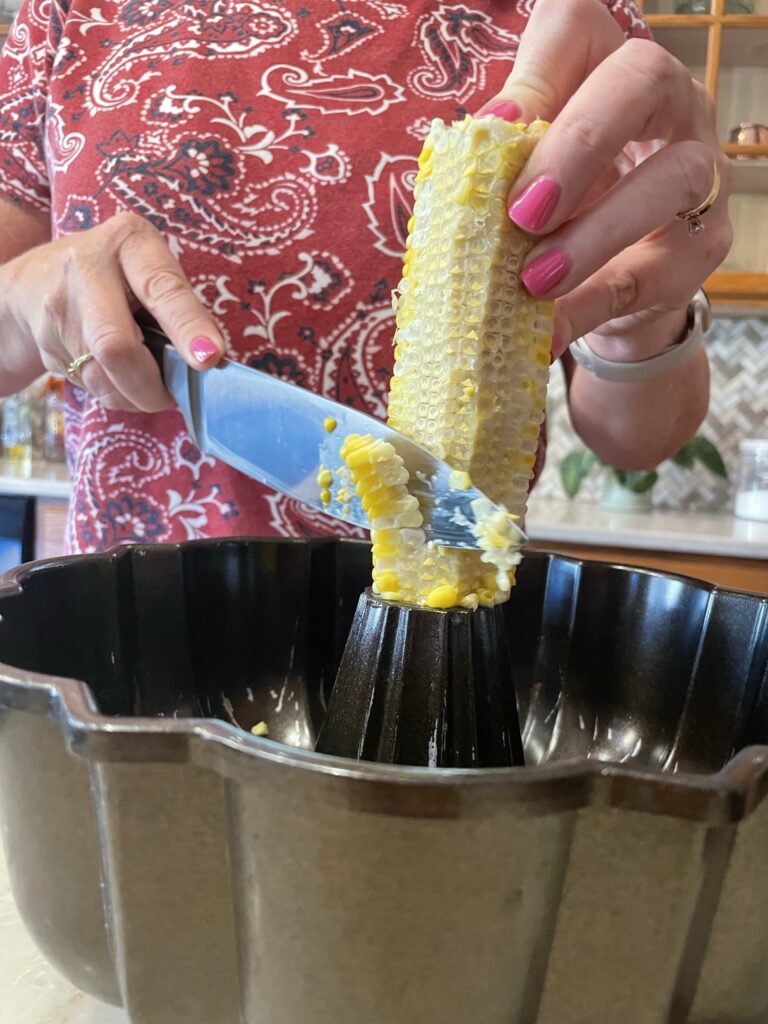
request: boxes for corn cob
[342,115,553,610]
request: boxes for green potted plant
[560,435,728,512]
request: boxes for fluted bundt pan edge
[1,538,768,1024]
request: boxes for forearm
[564,307,710,470]
[0,200,52,395]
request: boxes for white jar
[734,439,768,522]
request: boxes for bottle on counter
[42,377,66,463]
[1,392,33,474]
[734,439,768,523]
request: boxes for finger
[31,319,144,411]
[110,213,225,369]
[77,359,144,412]
[520,141,724,299]
[477,0,624,123]
[554,222,733,344]
[507,38,709,235]
[99,392,145,412]
[74,267,175,413]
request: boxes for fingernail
[479,100,522,122]
[509,176,560,232]
[191,337,219,363]
[521,250,569,297]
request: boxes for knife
[141,325,527,552]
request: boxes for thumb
[475,0,624,123]
[474,80,559,127]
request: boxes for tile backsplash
[536,315,768,511]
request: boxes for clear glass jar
[1,393,33,473]
[734,439,768,522]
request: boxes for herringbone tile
[536,316,768,511]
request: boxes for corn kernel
[427,584,460,609]
[449,470,472,490]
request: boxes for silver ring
[66,352,96,384]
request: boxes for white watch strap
[569,289,710,383]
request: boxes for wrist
[584,307,690,364]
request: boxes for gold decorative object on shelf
[729,123,768,147]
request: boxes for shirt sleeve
[0,0,53,213]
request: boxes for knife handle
[136,311,170,384]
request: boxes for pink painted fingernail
[191,337,219,363]
[521,250,569,297]
[479,100,522,122]
[509,176,561,232]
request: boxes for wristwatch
[568,289,711,383]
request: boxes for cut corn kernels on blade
[342,114,553,610]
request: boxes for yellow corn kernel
[317,467,333,489]
[426,584,460,609]
[324,417,337,433]
[374,571,401,593]
[449,470,472,491]
[251,721,269,737]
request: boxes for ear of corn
[342,114,553,610]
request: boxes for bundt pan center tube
[315,589,526,767]
[1,538,768,1024]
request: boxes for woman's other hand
[0,211,225,411]
[479,0,732,362]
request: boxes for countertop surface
[526,495,768,560]
[0,463,767,561]
[0,457,70,499]
[0,851,127,1023]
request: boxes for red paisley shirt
[0,0,648,552]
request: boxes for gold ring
[66,352,96,384]
[675,164,721,236]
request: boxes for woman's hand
[0,211,225,412]
[479,0,732,361]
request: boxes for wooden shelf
[724,143,768,157]
[647,14,716,24]
[644,14,768,26]
[706,271,768,307]
[720,14,768,25]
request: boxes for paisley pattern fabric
[0,0,648,552]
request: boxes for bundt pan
[0,539,767,1024]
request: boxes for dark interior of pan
[0,538,765,775]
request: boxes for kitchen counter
[0,464,767,562]
[0,457,71,499]
[0,851,127,1023]
[526,495,768,561]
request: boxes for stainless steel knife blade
[147,332,527,551]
